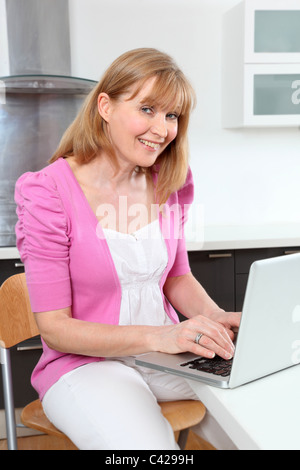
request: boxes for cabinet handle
[14,262,24,268]
[284,250,300,255]
[208,253,233,259]
[17,345,42,351]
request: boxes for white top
[103,219,174,327]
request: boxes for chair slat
[0,274,39,348]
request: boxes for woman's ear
[97,93,111,122]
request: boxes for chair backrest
[0,273,39,349]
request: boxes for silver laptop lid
[229,253,300,388]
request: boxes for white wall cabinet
[222,0,300,128]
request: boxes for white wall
[69,0,300,229]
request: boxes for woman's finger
[188,316,235,357]
[193,334,233,360]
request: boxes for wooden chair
[0,273,206,450]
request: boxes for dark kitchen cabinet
[188,246,300,314]
[0,258,25,286]
[188,250,235,312]
[0,259,41,409]
[0,341,41,409]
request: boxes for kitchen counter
[0,246,20,259]
[186,223,300,251]
[188,363,300,450]
[1,223,300,259]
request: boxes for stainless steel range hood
[5,0,71,76]
[0,0,97,247]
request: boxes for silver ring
[195,333,203,345]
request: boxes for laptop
[135,253,300,388]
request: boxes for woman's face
[98,77,179,169]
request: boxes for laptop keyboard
[180,355,233,377]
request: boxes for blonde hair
[50,48,196,204]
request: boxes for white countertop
[188,363,300,450]
[0,246,20,259]
[0,224,300,259]
[1,223,300,259]
[186,223,300,251]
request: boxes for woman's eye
[167,113,179,120]
[141,106,153,114]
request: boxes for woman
[15,48,240,450]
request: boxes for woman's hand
[208,309,241,341]
[155,313,239,360]
[163,274,241,359]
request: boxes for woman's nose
[151,114,168,138]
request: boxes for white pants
[42,357,199,450]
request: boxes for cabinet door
[0,345,41,408]
[245,0,300,64]
[235,248,283,275]
[0,258,24,286]
[244,64,300,127]
[0,258,41,408]
[222,0,300,128]
[188,251,235,312]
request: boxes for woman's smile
[138,138,161,151]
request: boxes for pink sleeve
[15,171,72,312]
[167,167,194,277]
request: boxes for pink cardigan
[15,157,194,400]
